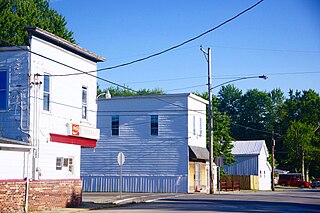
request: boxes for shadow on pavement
[79,201,116,210]
[134,198,320,213]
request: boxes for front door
[195,163,200,191]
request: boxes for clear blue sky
[50,0,320,96]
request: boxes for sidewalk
[37,192,183,213]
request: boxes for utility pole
[271,131,275,191]
[201,46,214,194]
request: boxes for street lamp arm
[211,75,267,90]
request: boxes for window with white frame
[0,70,8,110]
[56,157,74,175]
[43,74,50,111]
[199,117,203,136]
[82,86,87,119]
[68,158,74,175]
[193,115,196,135]
[112,115,119,136]
[56,157,63,170]
[151,115,158,136]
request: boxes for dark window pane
[43,93,49,111]
[0,91,6,109]
[82,87,87,119]
[112,116,119,135]
[151,115,158,136]
[82,105,87,119]
[43,75,49,92]
[0,71,7,89]
[43,74,50,111]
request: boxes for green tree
[213,112,235,165]
[279,89,320,178]
[196,92,235,166]
[237,89,273,140]
[217,84,242,122]
[0,0,75,46]
[102,86,165,97]
[284,121,319,180]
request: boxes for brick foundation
[0,179,82,212]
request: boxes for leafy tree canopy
[0,0,75,46]
[100,86,165,97]
[195,92,235,166]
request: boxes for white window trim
[82,86,88,120]
[43,73,51,112]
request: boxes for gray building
[81,93,212,193]
[223,140,271,190]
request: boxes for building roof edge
[25,26,105,62]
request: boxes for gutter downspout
[25,150,31,212]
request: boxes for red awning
[50,133,97,148]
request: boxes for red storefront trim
[50,133,97,148]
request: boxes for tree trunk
[301,151,305,181]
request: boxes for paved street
[87,189,320,213]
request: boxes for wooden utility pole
[201,47,214,194]
[271,131,275,191]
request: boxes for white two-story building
[81,93,213,193]
[0,27,104,186]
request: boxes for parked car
[311,178,320,188]
[278,173,310,188]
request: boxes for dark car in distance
[311,178,320,188]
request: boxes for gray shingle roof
[231,140,266,156]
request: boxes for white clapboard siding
[81,93,207,192]
[0,28,102,180]
[0,150,28,179]
[223,140,272,190]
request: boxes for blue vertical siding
[82,175,187,193]
[0,49,30,142]
[223,156,259,175]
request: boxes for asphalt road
[87,189,320,213]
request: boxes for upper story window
[151,115,158,136]
[82,87,87,119]
[43,74,50,111]
[199,117,203,136]
[193,115,196,135]
[112,115,119,136]
[0,70,8,110]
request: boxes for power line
[165,84,207,92]
[0,39,135,91]
[46,0,265,77]
[124,75,207,84]
[264,71,320,76]
[231,122,280,136]
[1,39,210,116]
[0,0,266,118]
[0,0,265,92]
[209,45,320,54]
[114,71,320,87]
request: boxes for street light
[200,46,268,194]
[96,90,112,100]
[211,75,268,90]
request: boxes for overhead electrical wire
[0,0,265,89]
[0,39,135,92]
[231,122,280,136]
[46,0,265,77]
[0,0,282,136]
